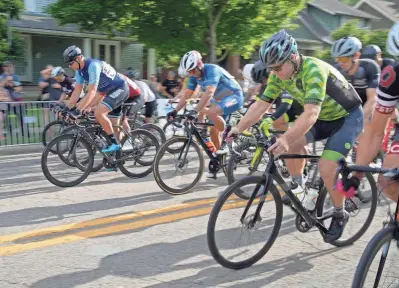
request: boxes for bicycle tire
[117,129,159,178]
[315,172,378,247]
[227,142,259,187]
[351,225,398,288]
[207,175,283,269]
[140,123,166,145]
[41,134,94,187]
[153,136,204,195]
[41,120,68,154]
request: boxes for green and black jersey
[260,56,362,121]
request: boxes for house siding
[287,20,320,41]
[308,6,339,32]
[120,43,144,75]
[357,3,393,29]
[32,36,83,82]
[35,0,57,14]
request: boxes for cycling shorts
[305,106,364,161]
[103,81,129,118]
[210,92,244,120]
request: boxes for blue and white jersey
[75,58,125,93]
[186,64,242,101]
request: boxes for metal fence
[0,101,58,146]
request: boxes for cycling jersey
[75,58,125,93]
[134,80,156,103]
[58,76,75,96]
[376,63,399,115]
[335,59,380,105]
[187,64,242,101]
[261,56,362,121]
[381,58,395,71]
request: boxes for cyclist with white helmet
[229,29,364,242]
[342,22,399,207]
[332,37,380,124]
[169,50,244,178]
[50,66,77,103]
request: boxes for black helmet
[251,60,269,83]
[63,45,82,63]
[361,45,382,60]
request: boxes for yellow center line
[0,197,222,244]
[0,195,274,257]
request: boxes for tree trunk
[206,0,227,64]
[207,25,217,63]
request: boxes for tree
[0,0,24,63]
[316,20,390,62]
[47,0,308,66]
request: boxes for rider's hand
[166,109,178,120]
[69,109,82,120]
[267,136,289,156]
[228,126,240,138]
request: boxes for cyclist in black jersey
[50,66,76,103]
[361,44,395,71]
[343,22,399,206]
[332,37,380,124]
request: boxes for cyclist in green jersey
[229,30,364,243]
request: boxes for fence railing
[0,101,58,147]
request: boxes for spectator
[39,65,62,101]
[0,79,11,141]
[1,61,26,136]
[149,74,161,99]
[0,61,23,101]
[160,70,178,99]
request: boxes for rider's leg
[283,136,307,186]
[95,104,116,143]
[379,137,399,202]
[205,104,224,149]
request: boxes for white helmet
[387,21,399,56]
[178,66,187,78]
[331,37,362,57]
[51,66,65,78]
[180,50,203,72]
[242,64,254,82]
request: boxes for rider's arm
[363,61,380,123]
[237,99,271,132]
[194,85,215,113]
[77,62,101,111]
[281,64,326,143]
[67,71,83,109]
[174,76,197,111]
[269,92,293,120]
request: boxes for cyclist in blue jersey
[167,50,244,178]
[62,45,130,153]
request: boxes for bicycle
[207,125,378,270]
[41,103,159,187]
[343,159,399,287]
[153,112,235,195]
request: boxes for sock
[108,134,117,145]
[334,206,345,218]
[292,175,303,187]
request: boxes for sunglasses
[335,56,352,64]
[267,60,287,72]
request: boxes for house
[286,0,378,55]
[354,0,399,29]
[9,0,156,83]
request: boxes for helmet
[51,66,65,78]
[125,70,137,79]
[259,30,297,67]
[63,45,82,63]
[180,50,203,72]
[178,66,188,78]
[361,45,381,60]
[251,60,269,83]
[242,64,254,81]
[387,21,399,56]
[331,37,362,57]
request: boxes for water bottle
[204,137,217,153]
[303,187,319,211]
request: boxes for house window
[94,40,120,70]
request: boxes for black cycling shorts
[102,82,129,118]
[145,100,157,118]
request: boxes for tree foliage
[47,0,308,67]
[0,0,25,63]
[317,20,390,63]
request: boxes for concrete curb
[0,144,44,156]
